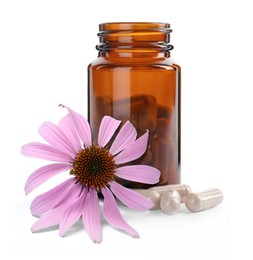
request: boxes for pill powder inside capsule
[185,188,223,212]
[149,184,191,202]
[160,190,181,214]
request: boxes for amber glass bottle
[88,22,181,188]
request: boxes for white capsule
[149,184,191,202]
[160,190,181,214]
[185,188,223,212]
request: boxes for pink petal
[58,114,82,151]
[109,181,154,210]
[59,188,88,237]
[109,121,137,155]
[31,182,82,232]
[115,165,160,184]
[60,105,92,147]
[31,178,76,216]
[101,186,139,238]
[31,207,63,232]
[25,163,72,195]
[39,121,76,156]
[114,131,149,164]
[98,116,121,147]
[82,188,102,243]
[21,142,72,162]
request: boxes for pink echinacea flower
[21,105,160,243]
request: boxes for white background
[1,0,253,259]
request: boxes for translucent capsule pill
[160,190,181,214]
[149,184,191,202]
[185,188,223,212]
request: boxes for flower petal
[98,116,121,147]
[21,142,72,162]
[82,188,102,243]
[109,121,137,155]
[114,130,149,164]
[60,105,92,147]
[31,207,62,232]
[39,121,76,156]
[109,181,154,210]
[59,188,88,237]
[31,182,82,232]
[115,165,160,184]
[58,114,82,151]
[30,178,76,216]
[25,163,72,195]
[101,186,139,238]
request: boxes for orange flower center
[71,146,116,189]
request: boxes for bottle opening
[99,22,172,32]
[97,22,173,52]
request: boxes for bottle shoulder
[88,57,180,71]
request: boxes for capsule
[149,184,191,202]
[112,94,148,114]
[150,137,170,184]
[138,149,153,165]
[138,95,157,133]
[160,190,181,214]
[132,189,161,210]
[156,118,172,139]
[185,188,223,212]
[112,94,157,133]
[157,105,172,120]
[167,143,178,184]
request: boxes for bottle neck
[96,22,173,59]
[98,51,171,59]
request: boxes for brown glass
[88,22,181,188]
